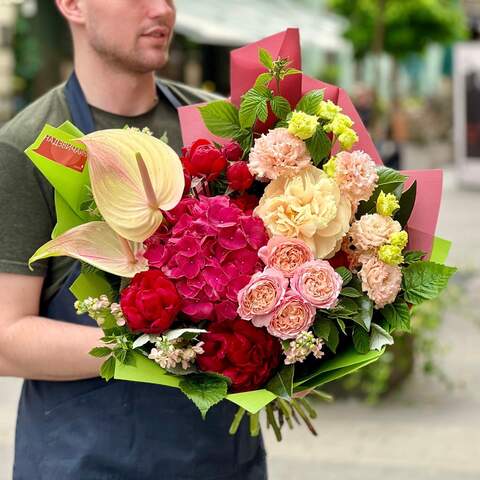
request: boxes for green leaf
[336,318,347,335]
[199,101,240,138]
[357,167,408,217]
[285,68,302,76]
[402,261,457,305]
[340,287,362,298]
[325,324,339,353]
[352,326,370,354]
[100,356,116,381]
[270,96,291,120]
[370,323,394,351]
[179,374,228,419]
[380,299,411,332]
[337,298,359,315]
[259,47,273,69]
[403,250,426,264]
[336,267,352,286]
[89,347,112,358]
[254,72,273,88]
[313,316,331,340]
[113,349,127,364]
[239,87,270,129]
[306,126,331,166]
[123,351,137,367]
[266,365,294,400]
[395,180,417,227]
[295,89,324,115]
[232,129,254,155]
[353,295,373,331]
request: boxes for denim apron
[13,73,267,480]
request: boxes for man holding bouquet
[0,1,267,478]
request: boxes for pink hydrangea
[144,195,268,323]
[237,268,289,327]
[335,150,378,206]
[248,128,311,180]
[267,291,316,340]
[290,260,342,309]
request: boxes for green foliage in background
[331,280,465,404]
[329,0,468,59]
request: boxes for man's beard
[89,30,170,74]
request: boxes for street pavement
[1,160,479,479]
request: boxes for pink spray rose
[267,291,316,340]
[258,236,314,278]
[291,260,342,309]
[237,268,289,327]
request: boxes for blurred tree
[329,0,468,60]
[13,2,71,105]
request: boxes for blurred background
[0,0,479,479]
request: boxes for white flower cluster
[74,295,125,327]
[283,331,324,365]
[127,126,154,136]
[148,336,205,370]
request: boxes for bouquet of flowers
[26,29,456,440]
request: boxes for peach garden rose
[237,268,288,327]
[267,291,316,340]
[258,236,314,278]
[290,260,342,309]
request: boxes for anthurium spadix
[78,129,185,243]
[29,221,148,278]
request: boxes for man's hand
[0,273,104,381]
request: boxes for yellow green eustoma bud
[324,113,354,136]
[390,231,409,250]
[323,156,337,178]
[317,100,342,121]
[376,191,400,217]
[338,128,359,150]
[378,244,404,266]
[287,110,319,140]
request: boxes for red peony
[120,270,181,334]
[182,168,192,196]
[231,193,259,215]
[197,319,281,392]
[222,141,244,162]
[181,139,227,181]
[226,161,254,192]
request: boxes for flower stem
[266,404,282,442]
[229,407,246,435]
[136,152,158,210]
[249,412,260,437]
[291,400,318,436]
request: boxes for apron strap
[65,71,183,135]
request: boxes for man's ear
[55,0,86,26]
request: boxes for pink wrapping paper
[401,169,443,257]
[177,28,442,257]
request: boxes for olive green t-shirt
[0,79,219,305]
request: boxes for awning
[174,0,350,53]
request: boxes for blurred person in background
[0,1,267,479]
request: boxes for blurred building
[0,1,17,123]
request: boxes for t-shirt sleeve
[0,141,55,276]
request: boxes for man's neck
[74,50,158,117]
